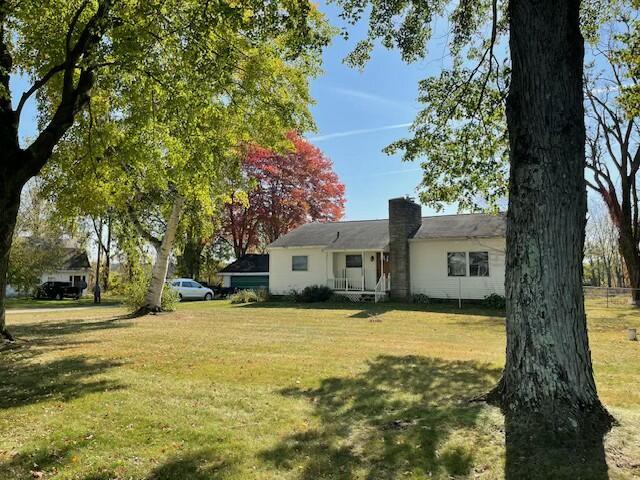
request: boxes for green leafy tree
[40,0,329,313]
[7,188,66,294]
[333,0,612,445]
[0,0,329,335]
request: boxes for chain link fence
[584,286,640,308]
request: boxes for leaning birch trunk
[141,196,185,312]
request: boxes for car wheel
[57,293,64,300]
[178,293,183,302]
[204,292,212,301]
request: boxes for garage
[230,275,269,289]
[219,254,269,290]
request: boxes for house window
[292,255,308,271]
[345,254,362,268]
[447,252,467,277]
[469,252,489,277]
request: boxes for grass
[0,299,639,479]
[5,294,124,310]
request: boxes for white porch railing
[374,273,391,303]
[330,276,364,291]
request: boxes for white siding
[267,247,328,294]
[409,237,505,300]
[6,268,90,297]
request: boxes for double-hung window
[447,252,467,277]
[292,255,308,271]
[469,252,489,277]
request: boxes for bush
[293,285,333,303]
[482,293,506,309]
[412,293,431,304]
[123,274,178,312]
[229,289,267,304]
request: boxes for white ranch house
[267,197,506,301]
[6,247,91,297]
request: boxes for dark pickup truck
[35,281,83,300]
[196,282,237,299]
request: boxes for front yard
[1,300,639,479]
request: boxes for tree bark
[94,219,102,304]
[619,230,640,304]
[0,179,21,341]
[141,196,184,312]
[495,0,610,429]
[103,215,112,291]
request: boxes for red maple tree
[224,132,345,257]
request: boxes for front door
[376,253,390,280]
[345,254,363,289]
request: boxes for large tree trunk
[141,196,184,312]
[0,180,21,341]
[618,230,640,304]
[495,0,610,429]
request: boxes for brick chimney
[389,197,422,300]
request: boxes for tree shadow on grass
[145,449,238,480]
[0,353,124,409]
[260,355,502,479]
[0,442,80,480]
[240,300,505,318]
[503,410,611,480]
[10,314,134,342]
[0,315,128,410]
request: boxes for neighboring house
[267,197,506,301]
[6,247,91,297]
[219,254,269,290]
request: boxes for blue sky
[11,3,614,223]
[13,4,446,222]
[306,2,455,220]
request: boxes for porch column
[326,251,334,288]
[361,250,365,291]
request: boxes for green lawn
[1,300,638,479]
[5,294,124,310]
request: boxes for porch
[326,250,391,301]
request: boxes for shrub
[412,293,430,304]
[229,289,267,304]
[294,285,333,303]
[482,293,506,309]
[123,274,178,311]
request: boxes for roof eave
[409,234,506,242]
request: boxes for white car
[170,278,214,301]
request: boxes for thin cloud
[331,87,418,112]
[308,122,412,142]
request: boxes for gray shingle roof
[413,213,506,240]
[268,214,505,250]
[269,220,389,250]
[220,254,269,273]
[61,248,91,270]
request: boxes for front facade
[267,197,506,301]
[6,247,91,297]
